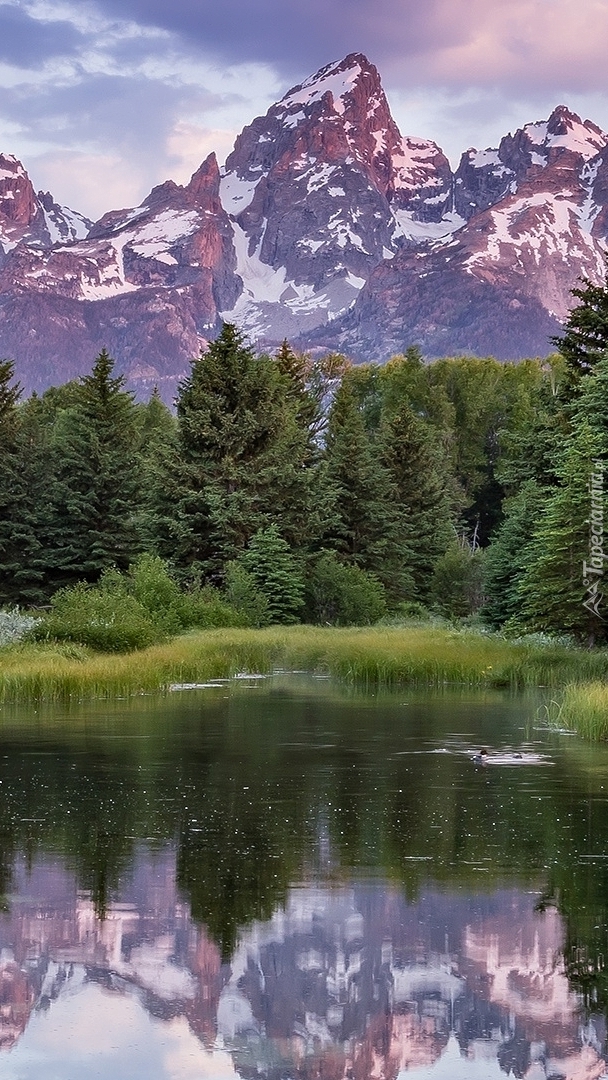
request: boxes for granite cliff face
[1,55,608,397]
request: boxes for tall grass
[552,682,608,740]
[1,625,608,704]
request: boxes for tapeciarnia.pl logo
[583,459,606,619]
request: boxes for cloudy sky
[1,0,607,219]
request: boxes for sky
[1,0,608,220]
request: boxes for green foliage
[323,374,415,601]
[45,349,143,590]
[123,554,244,633]
[32,554,245,651]
[482,481,546,629]
[224,562,270,628]
[553,254,608,390]
[512,420,605,642]
[235,525,305,625]
[304,551,387,625]
[127,553,181,614]
[153,323,321,579]
[0,365,53,605]
[379,403,453,601]
[33,582,161,653]
[430,539,485,619]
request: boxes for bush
[168,584,248,631]
[305,552,387,625]
[32,583,161,652]
[224,563,270,627]
[0,608,38,647]
[430,541,485,620]
[127,553,182,614]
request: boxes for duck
[472,748,489,764]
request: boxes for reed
[1,625,608,704]
[552,681,608,740]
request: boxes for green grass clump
[2,624,608,704]
[552,682,608,740]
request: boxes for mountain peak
[522,106,607,160]
[281,52,376,108]
[0,153,26,178]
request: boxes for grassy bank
[1,624,608,704]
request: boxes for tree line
[1,262,607,641]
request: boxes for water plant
[551,681,608,741]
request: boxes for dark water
[0,675,607,1079]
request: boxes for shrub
[305,552,387,625]
[32,583,161,652]
[168,584,247,631]
[127,553,182,614]
[0,608,38,647]
[430,540,485,619]
[224,563,270,627]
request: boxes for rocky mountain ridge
[1,53,607,398]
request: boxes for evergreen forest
[1,264,608,649]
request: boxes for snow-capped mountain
[0,153,91,258]
[218,53,456,341]
[323,103,608,360]
[1,53,608,397]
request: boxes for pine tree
[514,420,605,641]
[553,254,608,391]
[322,375,415,601]
[45,349,142,588]
[155,324,320,579]
[379,403,453,601]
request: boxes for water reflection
[0,679,607,1077]
[0,851,605,1078]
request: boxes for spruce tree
[379,403,453,601]
[46,349,142,588]
[236,525,305,624]
[553,254,608,391]
[482,480,546,629]
[322,375,415,601]
[156,324,319,579]
[514,420,605,641]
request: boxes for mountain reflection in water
[0,678,608,1078]
[0,849,605,1079]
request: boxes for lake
[0,674,607,1079]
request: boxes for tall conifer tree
[154,324,319,580]
[46,349,142,588]
[322,374,415,601]
[380,403,453,601]
[0,363,41,604]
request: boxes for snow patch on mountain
[523,112,607,159]
[281,56,362,116]
[219,172,257,216]
[393,209,466,242]
[128,209,200,256]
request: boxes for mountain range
[1,53,607,398]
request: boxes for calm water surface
[0,675,607,1079]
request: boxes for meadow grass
[1,624,607,704]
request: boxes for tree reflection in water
[0,677,605,1078]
